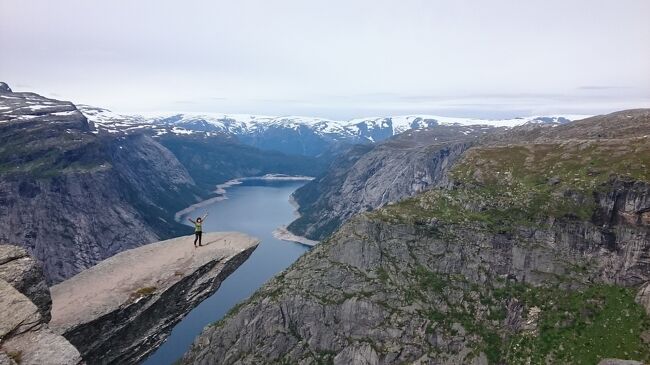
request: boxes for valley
[1,81,648,365]
[2,1,648,363]
[0,83,323,284]
[181,110,650,365]
[143,178,312,364]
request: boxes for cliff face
[0,85,207,283]
[0,83,329,283]
[182,110,650,365]
[49,232,259,365]
[0,244,82,365]
[288,125,497,240]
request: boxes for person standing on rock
[188,213,208,247]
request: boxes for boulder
[0,245,51,321]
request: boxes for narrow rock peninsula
[49,232,259,365]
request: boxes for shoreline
[274,191,321,247]
[272,226,319,247]
[174,174,315,223]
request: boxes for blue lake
[142,179,311,364]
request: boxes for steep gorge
[182,110,650,365]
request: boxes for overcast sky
[1,0,649,119]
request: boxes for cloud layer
[1,0,649,118]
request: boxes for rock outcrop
[50,232,259,365]
[598,360,644,365]
[0,244,82,365]
[181,110,650,364]
[288,125,498,240]
[0,245,50,321]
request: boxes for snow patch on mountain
[77,105,590,143]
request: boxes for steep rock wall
[288,126,490,240]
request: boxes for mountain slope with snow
[78,105,590,156]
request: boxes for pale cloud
[1,0,649,118]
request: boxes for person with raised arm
[188,213,208,247]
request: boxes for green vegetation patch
[453,139,650,191]
[372,138,650,231]
[131,286,157,297]
[0,131,108,177]
[396,264,650,364]
[505,285,650,364]
[7,351,22,364]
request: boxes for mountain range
[79,104,589,156]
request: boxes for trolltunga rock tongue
[49,232,259,365]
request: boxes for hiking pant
[194,231,202,246]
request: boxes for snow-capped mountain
[78,105,590,156]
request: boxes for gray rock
[0,352,17,365]
[50,232,259,365]
[0,279,42,338]
[597,360,643,365]
[288,126,492,240]
[0,246,81,364]
[183,197,650,363]
[0,245,51,321]
[334,343,379,365]
[0,279,81,365]
[635,282,650,316]
[0,82,10,93]
[1,328,82,365]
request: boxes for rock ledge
[50,232,259,364]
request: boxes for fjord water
[142,179,311,364]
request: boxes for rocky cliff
[0,84,206,283]
[0,244,82,365]
[0,83,323,284]
[288,124,499,240]
[49,232,258,365]
[181,110,650,365]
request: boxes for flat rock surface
[1,327,82,365]
[49,232,258,333]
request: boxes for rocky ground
[181,110,650,365]
[49,232,259,365]
[0,244,82,365]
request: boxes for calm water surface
[142,179,311,364]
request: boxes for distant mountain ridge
[79,105,589,156]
